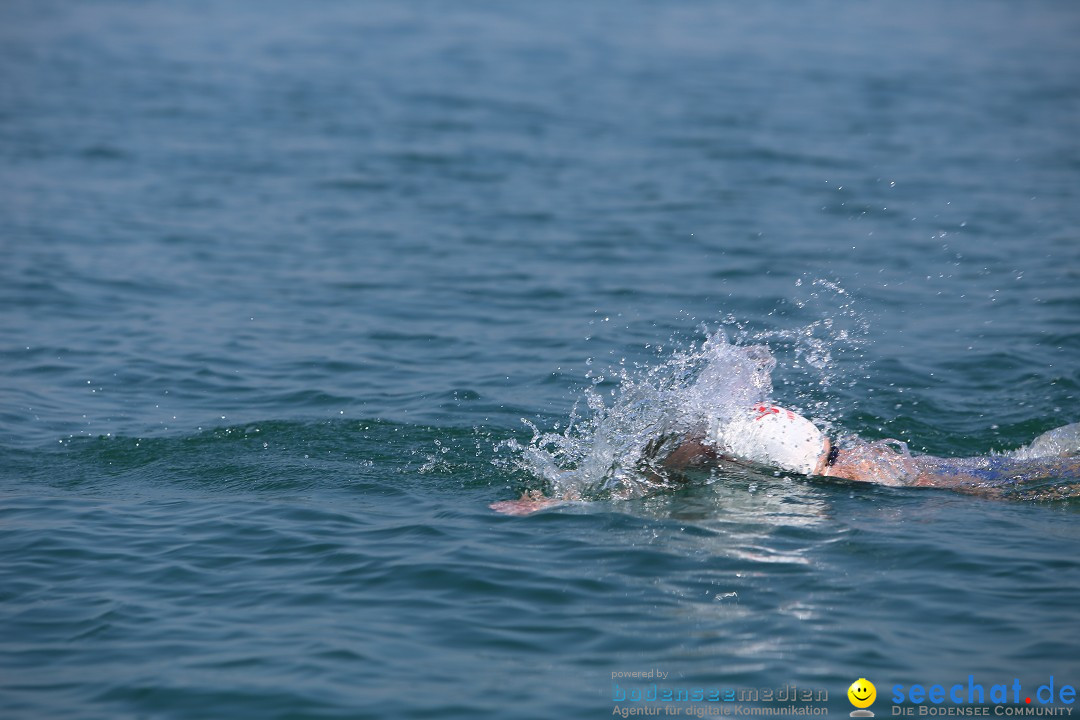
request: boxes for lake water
[2,1,1079,718]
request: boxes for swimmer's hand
[489,490,571,516]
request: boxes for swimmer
[491,404,1080,515]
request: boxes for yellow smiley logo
[848,678,876,709]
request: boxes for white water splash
[1008,422,1080,460]
[505,297,869,500]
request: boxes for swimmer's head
[715,405,827,475]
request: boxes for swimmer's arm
[491,433,711,515]
[906,455,1080,489]
[827,450,1080,489]
[906,457,989,488]
[822,446,987,488]
[658,434,718,473]
[818,440,915,487]
[489,489,580,516]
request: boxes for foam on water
[1009,422,1080,460]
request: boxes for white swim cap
[714,405,826,475]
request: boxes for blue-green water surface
[2,2,1079,718]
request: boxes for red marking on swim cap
[753,405,780,420]
[753,405,796,421]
